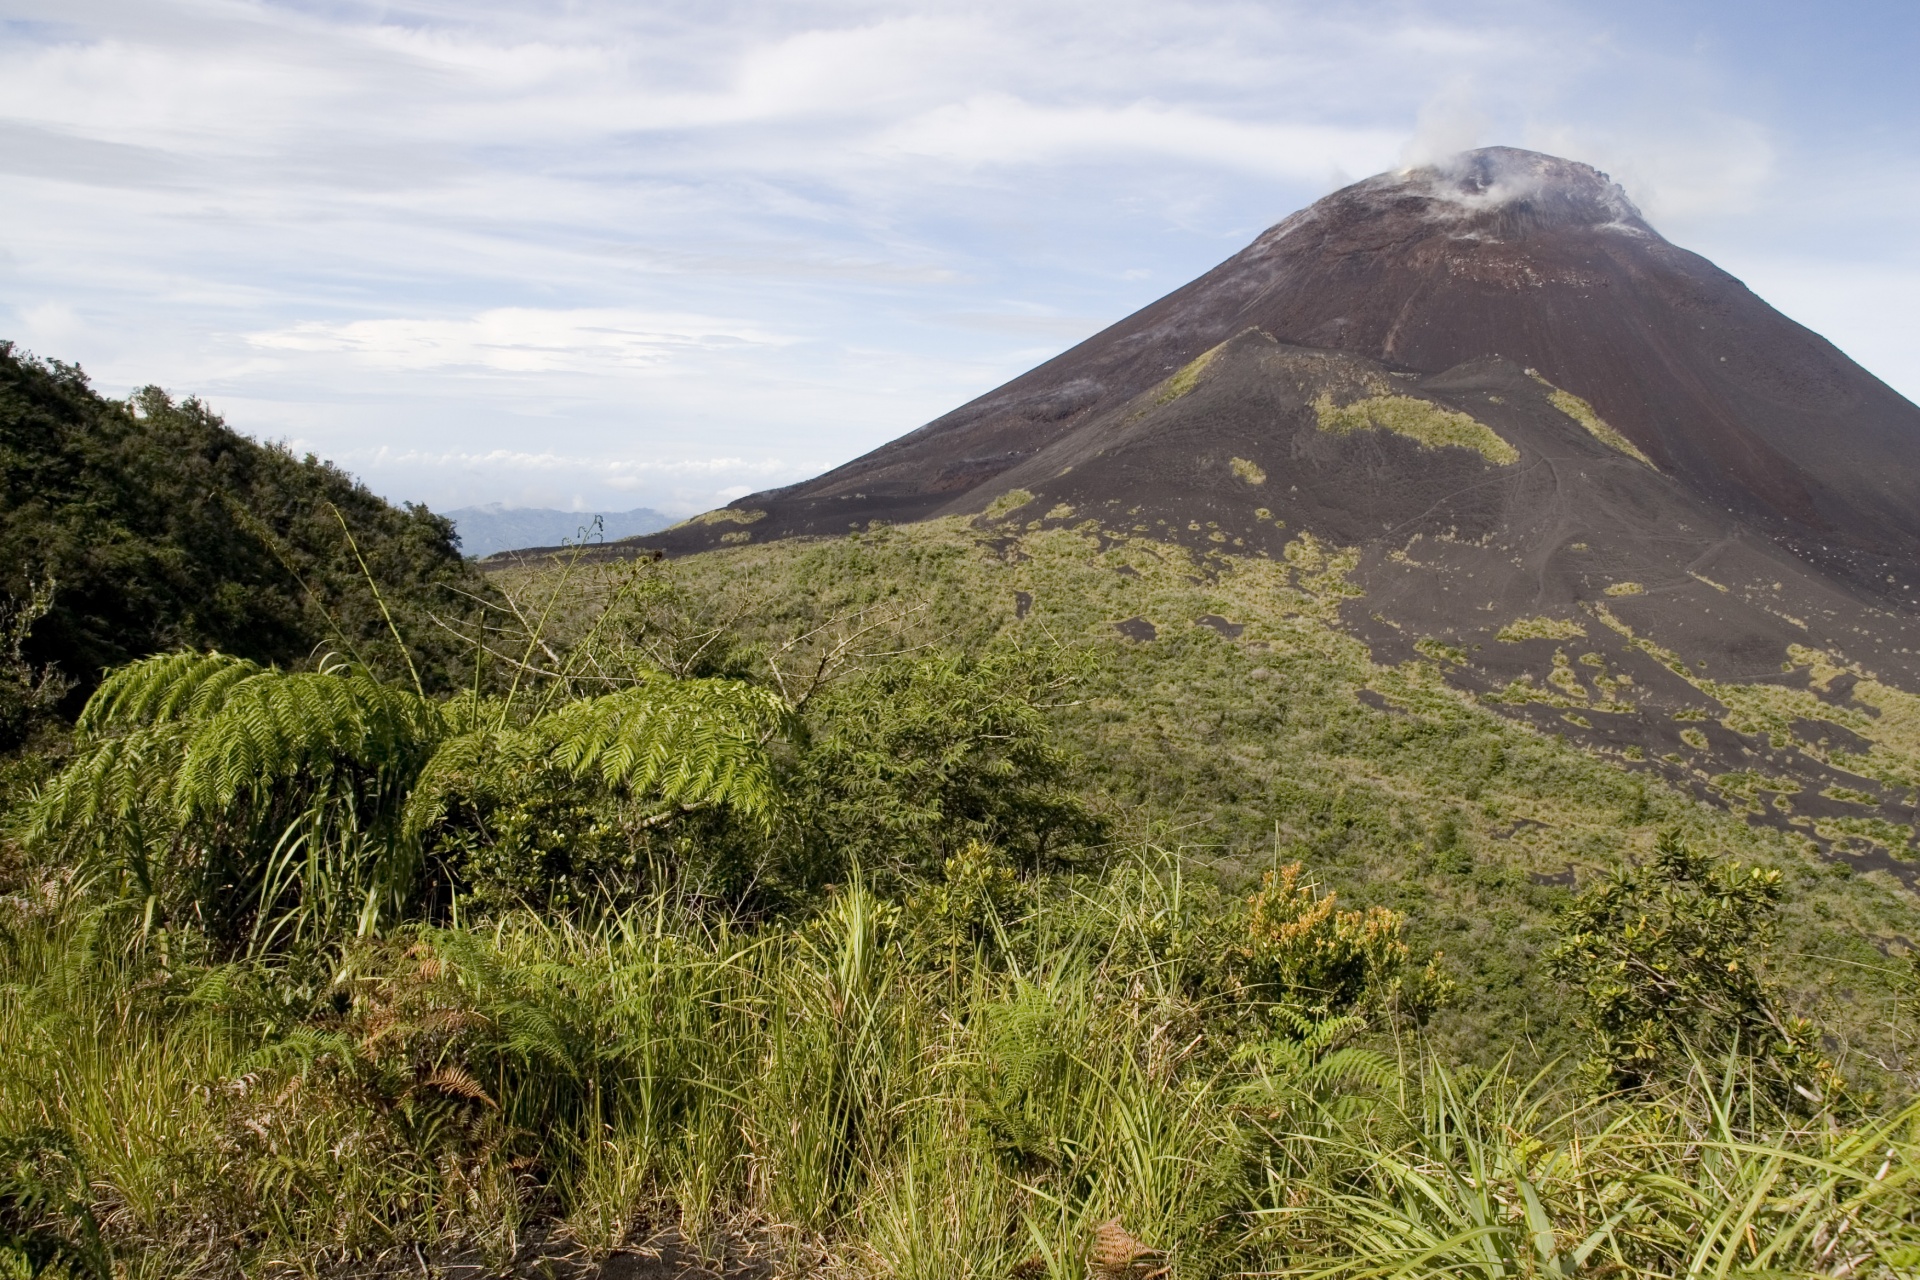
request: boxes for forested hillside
[0,344,485,748]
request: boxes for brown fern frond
[420,1065,495,1107]
[1089,1219,1164,1278]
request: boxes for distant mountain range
[445,505,672,558]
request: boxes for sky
[2,0,1916,517]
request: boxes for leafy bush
[0,584,69,756]
[1548,830,1839,1100]
[787,646,1105,889]
[904,838,1031,962]
[1240,862,1454,1022]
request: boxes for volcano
[619,148,1920,863]
[653,148,1920,580]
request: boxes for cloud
[872,95,1402,180]
[14,300,87,351]
[248,308,796,373]
[1,0,1913,514]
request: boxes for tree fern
[538,679,788,813]
[31,650,794,948]
[405,678,790,841]
[75,650,266,735]
[28,721,190,841]
[39,656,443,848]
[172,669,442,819]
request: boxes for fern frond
[246,1027,361,1075]
[499,1001,580,1074]
[173,671,445,819]
[26,722,191,847]
[401,727,533,840]
[418,1065,495,1107]
[537,679,790,817]
[407,679,791,837]
[437,691,510,736]
[77,651,267,736]
[1301,1046,1399,1094]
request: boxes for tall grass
[1264,1058,1920,1277]
[3,854,1916,1276]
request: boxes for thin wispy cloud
[352,447,805,479]
[249,310,796,374]
[1,0,1914,513]
[316,442,825,515]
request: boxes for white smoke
[1385,143,1646,234]
[1400,82,1490,171]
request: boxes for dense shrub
[788,646,1105,889]
[1549,830,1842,1101]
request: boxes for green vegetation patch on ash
[1154,341,1226,404]
[984,488,1037,520]
[1632,637,1920,794]
[674,506,767,528]
[1530,372,1658,468]
[1312,392,1520,466]
[1498,615,1588,643]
